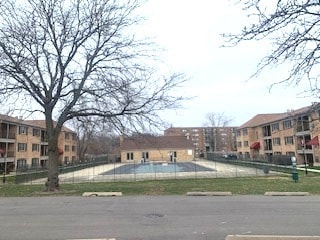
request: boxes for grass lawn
[1,171,320,197]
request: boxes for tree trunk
[45,153,59,192]
[45,125,61,192]
[45,149,60,191]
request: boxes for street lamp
[2,145,7,183]
[302,136,308,175]
[2,153,6,183]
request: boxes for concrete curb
[186,191,232,196]
[67,238,115,240]
[82,192,123,197]
[226,235,320,240]
[264,192,310,196]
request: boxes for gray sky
[140,0,318,127]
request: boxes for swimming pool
[101,162,215,175]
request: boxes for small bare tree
[224,0,320,95]
[72,116,119,159]
[203,112,232,152]
[71,117,99,161]
[0,0,186,191]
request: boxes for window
[142,152,149,160]
[284,136,294,145]
[237,141,242,148]
[41,130,48,142]
[65,145,70,152]
[244,141,249,147]
[64,156,69,164]
[271,123,279,132]
[169,151,177,162]
[72,145,76,152]
[243,128,248,136]
[32,144,40,152]
[40,159,48,168]
[236,131,241,137]
[33,128,40,136]
[18,126,28,135]
[72,134,76,140]
[18,143,27,152]
[286,152,295,156]
[127,152,134,160]
[296,115,310,132]
[31,158,39,167]
[272,138,281,146]
[65,133,70,140]
[17,159,27,169]
[283,120,292,129]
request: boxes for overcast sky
[139,0,318,128]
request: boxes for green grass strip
[1,173,320,197]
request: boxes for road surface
[1,195,320,240]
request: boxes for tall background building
[164,127,237,156]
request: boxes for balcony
[262,125,271,137]
[263,139,272,152]
[0,123,17,140]
[296,116,310,133]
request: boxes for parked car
[223,154,238,160]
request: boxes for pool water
[134,163,183,174]
[101,162,214,175]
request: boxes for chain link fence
[14,154,117,184]
[10,153,293,184]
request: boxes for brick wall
[121,148,194,163]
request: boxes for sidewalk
[296,165,320,173]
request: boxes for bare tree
[86,133,119,156]
[0,0,186,191]
[71,117,99,161]
[72,116,119,159]
[204,112,232,128]
[203,112,232,152]
[224,0,320,94]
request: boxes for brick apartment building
[0,115,78,172]
[236,103,320,165]
[164,127,237,156]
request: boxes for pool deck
[25,159,277,184]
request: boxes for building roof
[0,114,24,124]
[239,113,288,128]
[238,105,316,129]
[165,126,237,131]
[23,120,75,133]
[120,135,194,151]
[0,114,74,133]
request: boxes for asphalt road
[0,195,320,240]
